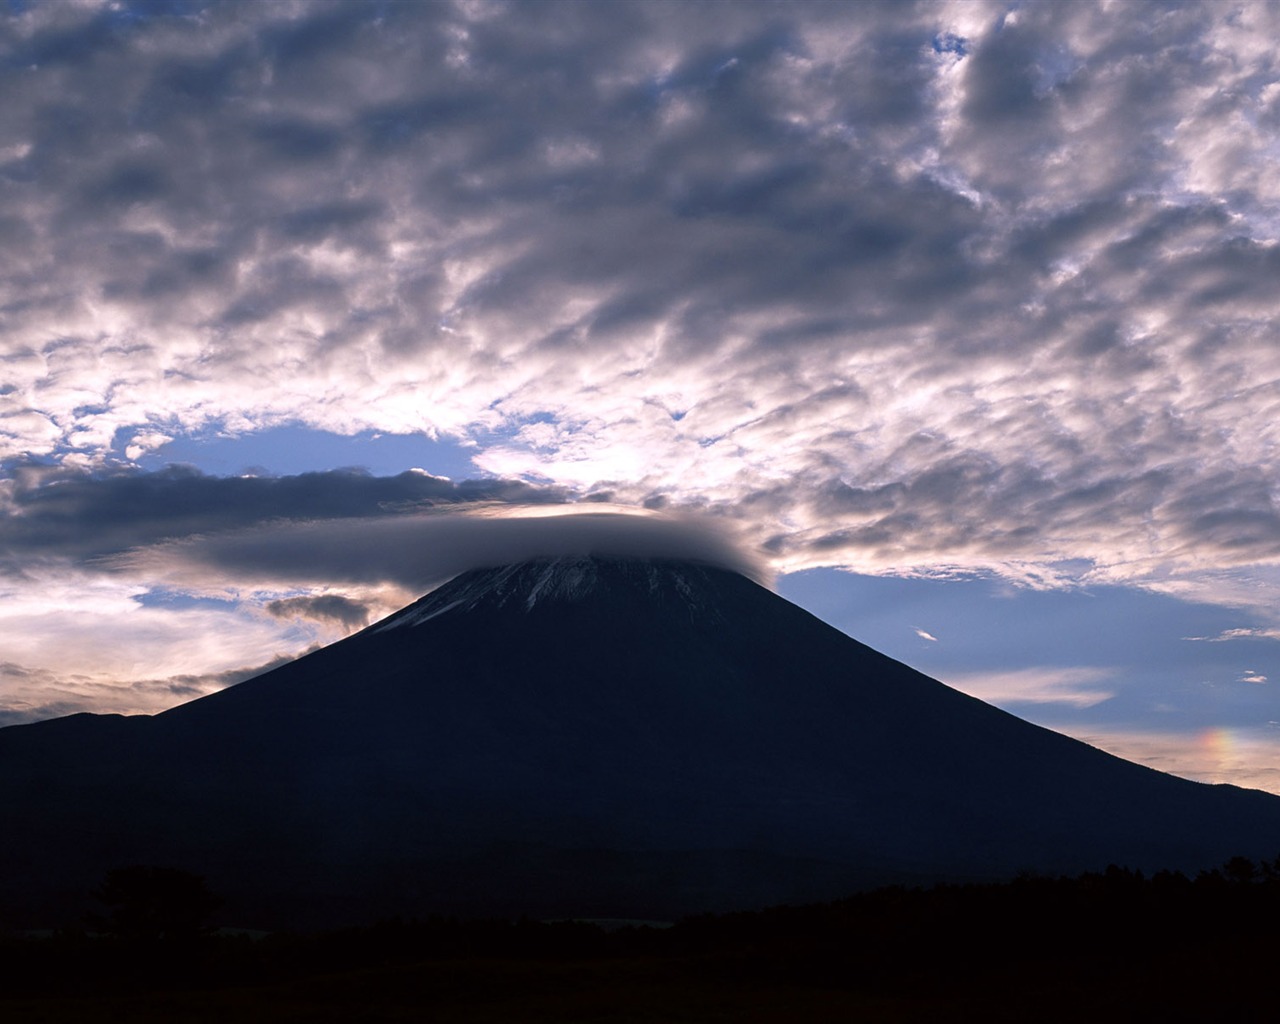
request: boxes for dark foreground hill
[3,555,1280,929]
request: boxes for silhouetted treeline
[5,858,1280,1020]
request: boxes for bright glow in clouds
[1080,727,1280,796]
[0,571,325,725]
[5,1,1280,792]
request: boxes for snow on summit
[378,554,729,630]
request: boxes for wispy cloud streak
[943,666,1116,709]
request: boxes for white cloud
[0,8,1272,585]
[0,566,335,720]
[1185,627,1280,643]
[942,666,1115,709]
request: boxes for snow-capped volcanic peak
[11,532,1280,933]
[377,555,723,631]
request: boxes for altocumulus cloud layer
[5,1,1280,733]
[4,0,1280,583]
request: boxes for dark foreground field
[5,859,1280,1022]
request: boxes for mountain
[4,555,1280,929]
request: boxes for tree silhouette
[1223,855,1258,884]
[89,865,220,943]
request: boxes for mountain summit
[4,555,1280,928]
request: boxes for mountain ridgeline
[4,555,1280,930]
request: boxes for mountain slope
[3,556,1279,928]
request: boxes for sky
[3,0,1280,793]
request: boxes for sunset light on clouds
[4,1,1280,791]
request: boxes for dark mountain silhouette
[4,555,1280,929]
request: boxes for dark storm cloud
[0,461,567,568]
[266,593,371,630]
[118,510,768,593]
[0,458,759,594]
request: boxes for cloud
[0,574,317,723]
[1074,726,1280,796]
[266,594,372,630]
[0,653,300,728]
[943,666,1116,709]
[0,461,567,570]
[913,627,939,642]
[112,506,769,593]
[0,0,1275,602]
[1241,671,1268,685]
[1185,627,1280,643]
